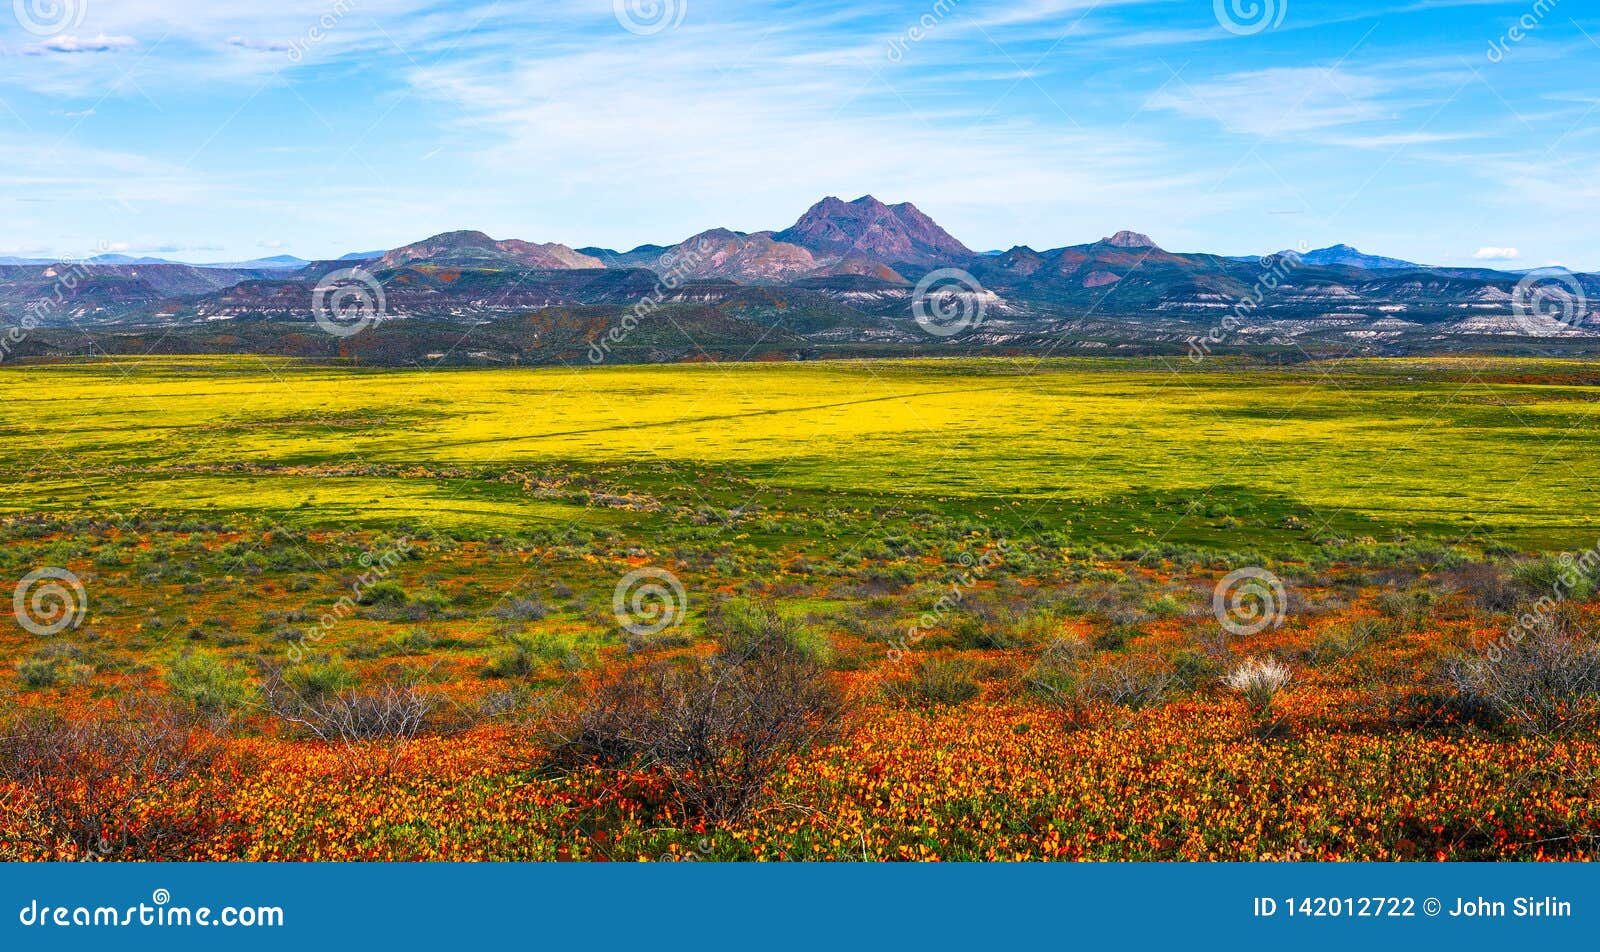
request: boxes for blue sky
[0,0,1595,268]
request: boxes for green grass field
[2,355,1598,554]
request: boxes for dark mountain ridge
[3,196,1595,364]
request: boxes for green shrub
[883,658,981,706]
[1305,616,1390,663]
[708,599,834,667]
[1375,589,1434,629]
[17,656,62,688]
[360,581,408,606]
[490,596,548,622]
[1028,645,1174,712]
[948,614,1027,651]
[16,647,92,690]
[1512,555,1596,602]
[285,659,359,699]
[1091,624,1138,652]
[485,631,586,678]
[167,654,255,713]
[1168,648,1221,690]
[1142,593,1189,618]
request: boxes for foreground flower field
[13,706,1595,862]
[8,603,1600,862]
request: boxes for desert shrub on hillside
[948,614,1023,651]
[1375,588,1435,631]
[1511,555,1597,602]
[167,653,255,714]
[1091,624,1141,652]
[945,603,1060,652]
[1442,562,1518,613]
[1302,616,1391,665]
[1075,654,1176,710]
[1027,643,1175,713]
[0,699,236,861]
[882,658,982,706]
[360,580,408,606]
[1141,591,1193,618]
[485,631,590,677]
[283,658,360,699]
[833,612,903,647]
[1167,647,1222,690]
[490,596,548,622]
[707,598,834,667]
[15,644,93,689]
[1021,636,1090,697]
[547,616,846,822]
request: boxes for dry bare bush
[1440,562,1518,613]
[1026,643,1175,716]
[547,632,846,824]
[261,664,438,745]
[1436,612,1600,735]
[0,698,236,860]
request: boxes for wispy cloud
[1149,67,1392,136]
[226,36,293,52]
[27,34,138,55]
[1473,246,1519,260]
[1318,131,1481,149]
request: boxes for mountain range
[3,194,1597,366]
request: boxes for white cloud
[1473,246,1520,260]
[29,34,138,54]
